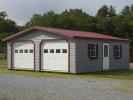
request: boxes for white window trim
[103,43,109,57]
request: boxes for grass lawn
[0,58,133,80]
[0,59,6,68]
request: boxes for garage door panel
[13,42,34,69]
[42,40,68,72]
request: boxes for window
[104,45,108,57]
[88,44,98,59]
[56,49,60,53]
[62,49,67,53]
[50,49,54,53]
[114,45,122,59]
[19,50,23,53]
[29,49,34,53]
[15,50,18,53]
[44,49,48,53]
[24,49,28,53]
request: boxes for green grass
[0,59,6,68]
[0,58,133,80]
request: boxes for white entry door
[42,40,68,72]
[103,43,109,70]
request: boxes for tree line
[0,5,133,47]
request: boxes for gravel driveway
[0,74,133,100]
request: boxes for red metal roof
[3,26,128,42]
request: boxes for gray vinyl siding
[7,30,76,73]
[109,42,129,70]
[75,39,129,73]
[75,39,103,73]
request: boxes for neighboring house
[3,26,129,73]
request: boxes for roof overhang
[74,36,129,42]
[3,26,129,42]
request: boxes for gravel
[0,74,133,100]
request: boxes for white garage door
[13,42,34,69]
[42,40,68,72]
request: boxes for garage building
[3,26,129,73]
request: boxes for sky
[0,0,133,26]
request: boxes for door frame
[103,43,110,70]
[39,39,70,73]
[11,40,35,70]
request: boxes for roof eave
[74,36,129,42]
[2,27,35,41]
[2,26,129,43]
[2,26,72,41]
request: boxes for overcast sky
[0,0,133,25]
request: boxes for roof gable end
[3,26,71,41]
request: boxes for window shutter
[114,45,122,59]
[120,45,122,58]
[88,44,90,58]
[113,45,116,58]
[96,44,98,59]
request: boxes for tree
[96,5,116,35]
[0,19,18,33]
[25,11,57,28]
[0,11,7,20]
[0,11,18,33]
[25,9,97,32]
[113,5,133,47]
[96,5,108,18]
[121,6,130,16]
[0,11,19,50]
[24,6,133,47]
